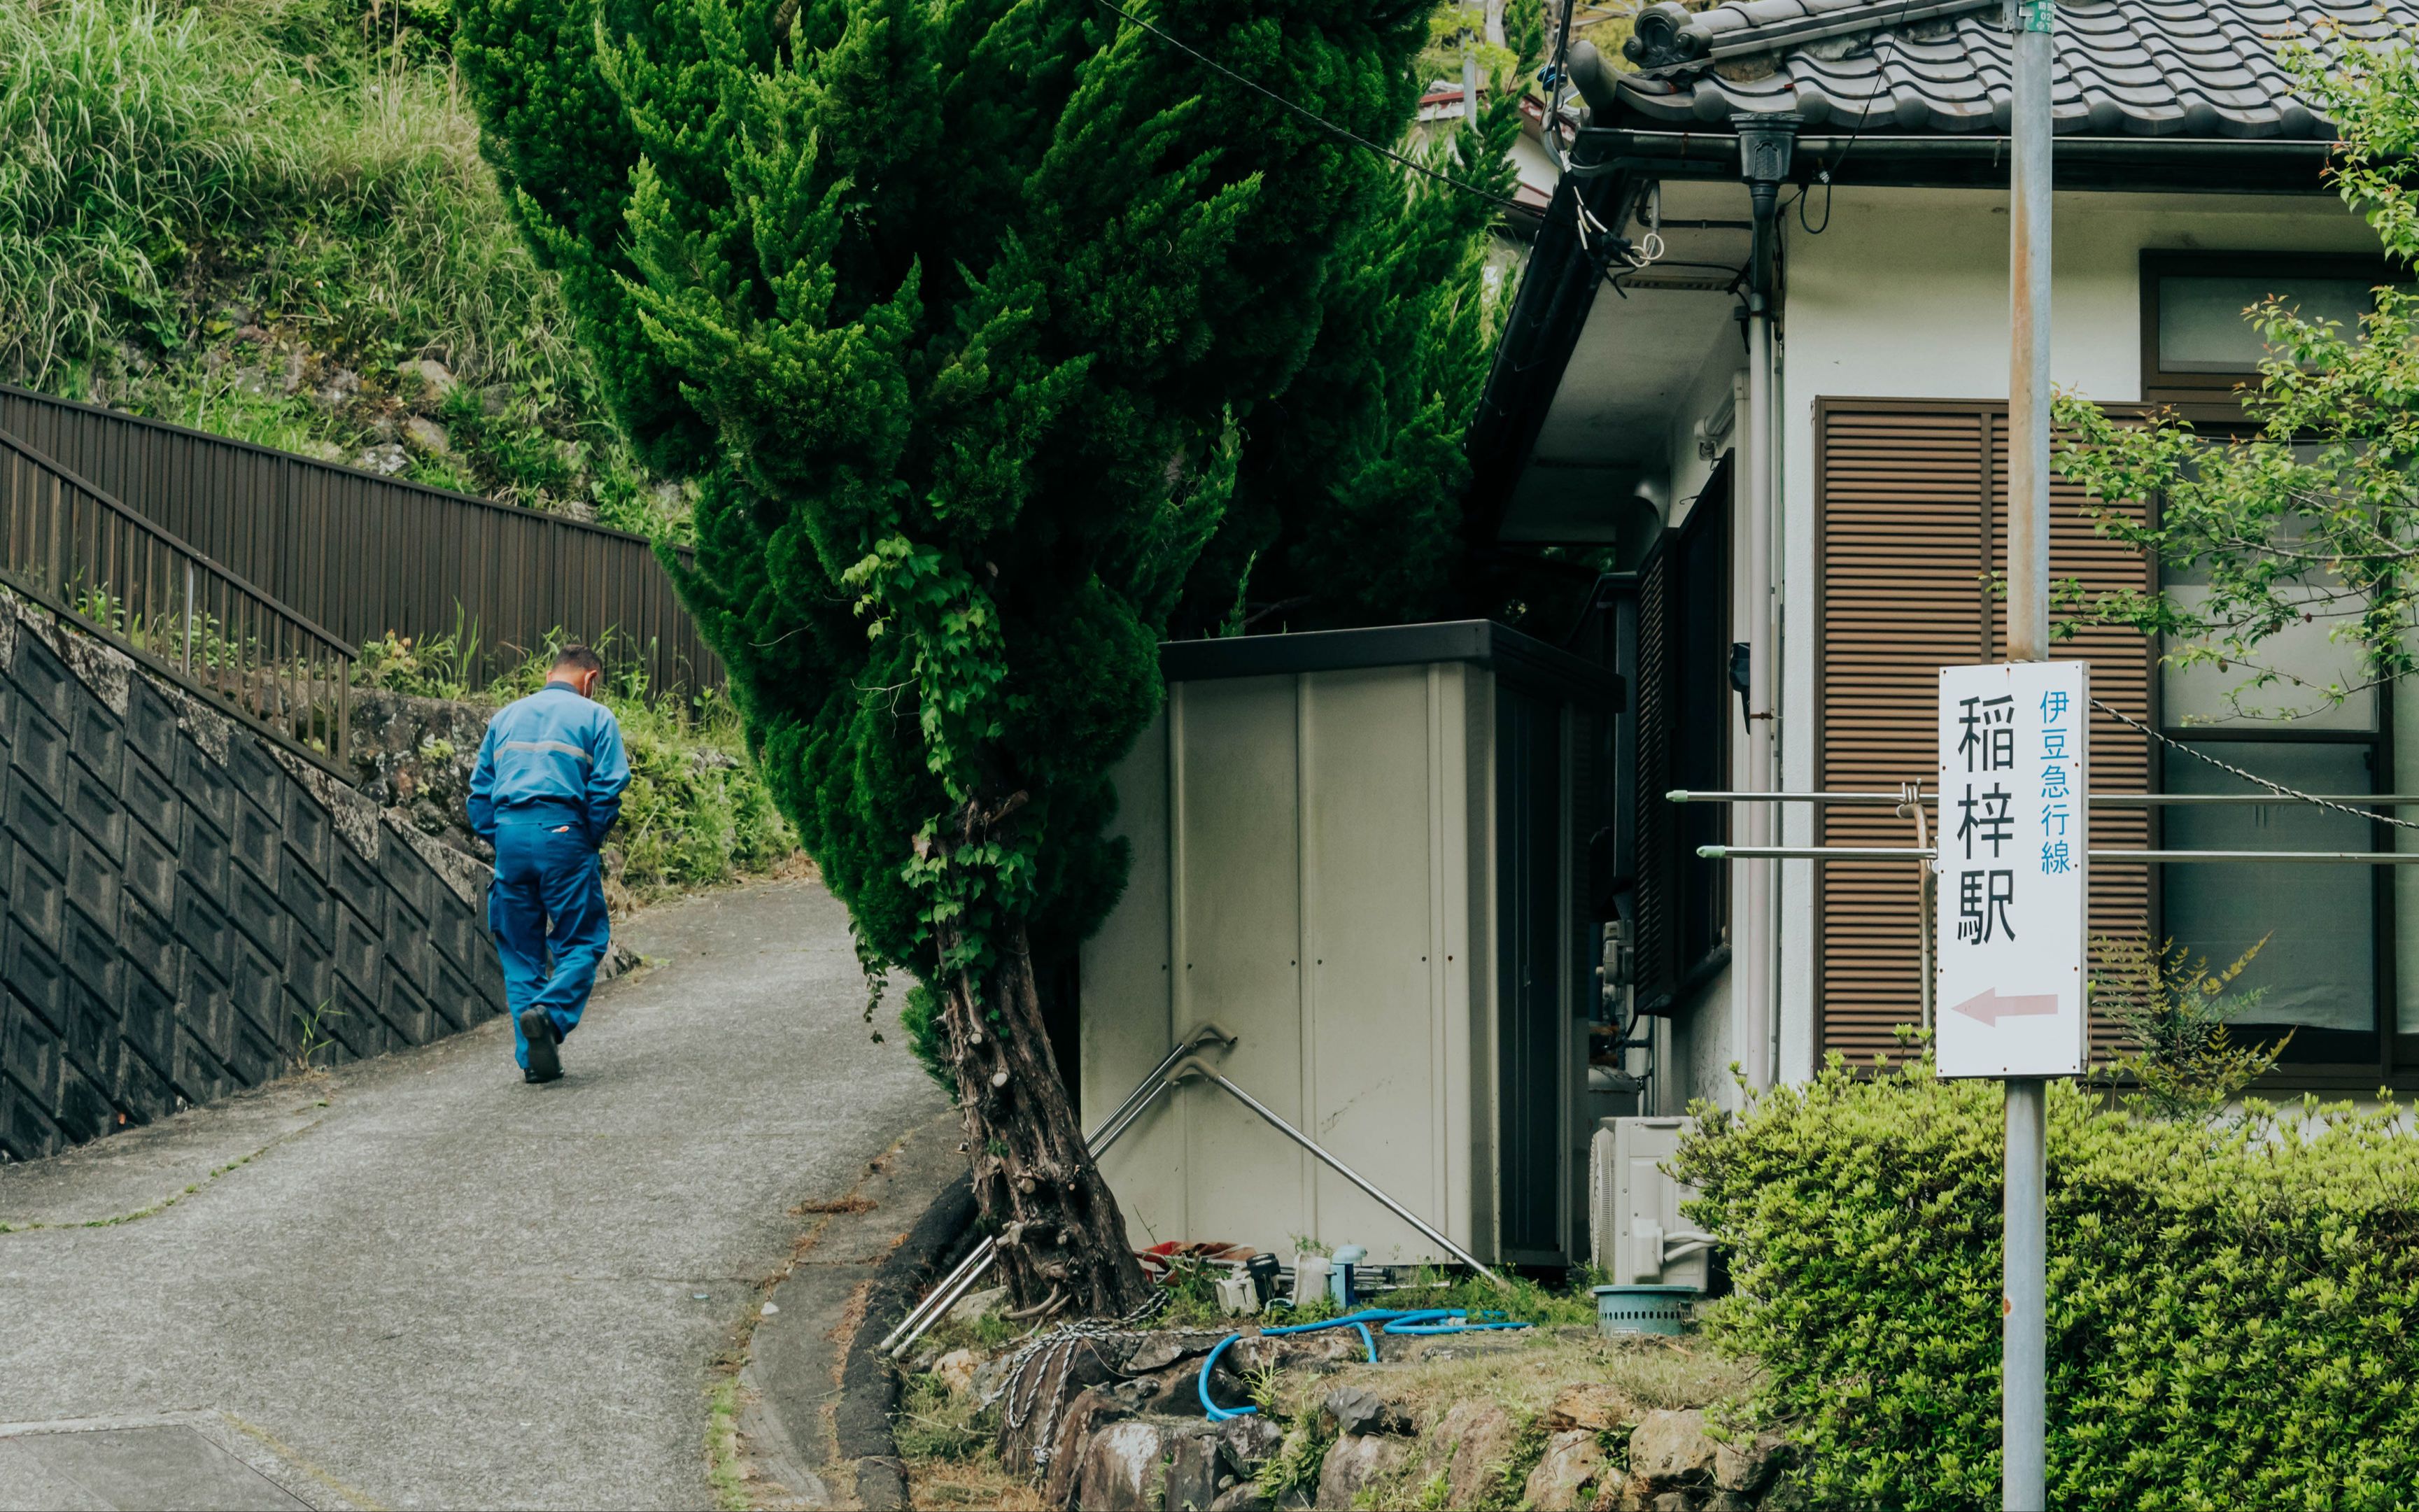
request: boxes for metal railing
[1,383,721,696]
[0,429,353,765]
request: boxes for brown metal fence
[0,428,354,765]
[0,384,722,697]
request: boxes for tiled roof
[1606,0,2419,139]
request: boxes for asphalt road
[0,877,950,1511]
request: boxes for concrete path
[0,878,952,1511]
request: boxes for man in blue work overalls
[467,645,631,1084]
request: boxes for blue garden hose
[1195,1308,1532,1420]
[1379,1308,1530,1335]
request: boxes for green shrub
[2089,933,2290,1120]
[1677,1058,2419,1511]
[606,693,794,898]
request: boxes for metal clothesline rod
[1670,789,2419,807]
[1169,1057,1506,1289]
[877,1022,1236,1357]
[1700,845,2419,864]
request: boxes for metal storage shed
[1079,621,1620,1269]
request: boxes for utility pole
[2003,0,2054,1508]
[1462,0,1481,129]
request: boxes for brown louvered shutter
[1628,476,1733,1014]
[1816,402,2153,1064]
[1987,412,2154,1061]
[1632,546,1680,1006]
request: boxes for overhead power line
[1083,0,1543,220]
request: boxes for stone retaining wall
[0,595,512,1161]
[940,1325,1785,1512]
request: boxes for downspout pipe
[1733,112,1798,1094]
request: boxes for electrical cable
[1798,0,1939,234]
[1085,0,1644,264]
[1084,0,1535,218]
[1542,0,1580,169]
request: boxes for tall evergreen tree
[1178,9,1558,637]
[451,0,1430,1311]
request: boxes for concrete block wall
[0,593,511,1161]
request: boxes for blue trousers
[488,820,612,1071]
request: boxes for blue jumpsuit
[467,682,631,1071]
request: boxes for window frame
[2138,250,2404,412]
[2148,459,2406,1087]
[2154,722,2400,1085]
[1614,457,1733,1016]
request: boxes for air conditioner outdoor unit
[1588,1116,1714,1290]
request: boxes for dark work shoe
[520,1008,562,1082]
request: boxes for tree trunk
[936,913,1153,1320]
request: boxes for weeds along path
[0,877,950,1511]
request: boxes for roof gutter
[1461,156,1651,565]
[1579,127,2338,193]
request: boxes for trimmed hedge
[1676,1059,2419,1511]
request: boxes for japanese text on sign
[1935,662,2089,1079]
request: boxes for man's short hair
[553,644,604,675]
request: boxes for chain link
[996,1287,1170,1468]
[2089,697,2419,833]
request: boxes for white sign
[1933,661,2089,1079]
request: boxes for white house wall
[1665,342,1747,528]
[1768,184,2384,1083]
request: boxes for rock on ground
[1549,1380,1641,1433]
[1423,1399,1518,1509]
[404,414,451,455]
[932,1348,981,1399]
[1166,1417,1285,1512]
[1070,1419,1168,1512]
[1315,1432,1411,1510]
[1525,1427,1612,1511]
[1628,1409,1719,1488]
[1322,1385,1413,1439]
[1037,1387,1130,1508]
[945,1284,1008,1326]
[1714,1430,1786,1495]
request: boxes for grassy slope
[1,0,791,896]
[355,628,801,907]
[0,0,682,535]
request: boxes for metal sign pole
[2004,1,2055,1506]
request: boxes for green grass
[1148,1264,1602,1333]
[1,0,680,536]
[704,1376,749,1511]
[0,1108,326,1232]
[891,1373,996,1464]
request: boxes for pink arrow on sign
[1948,988,2061,1026]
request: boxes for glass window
[2159,584,2376,731]
[2160,742,2378,1057]
[2157,275,2378,373]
